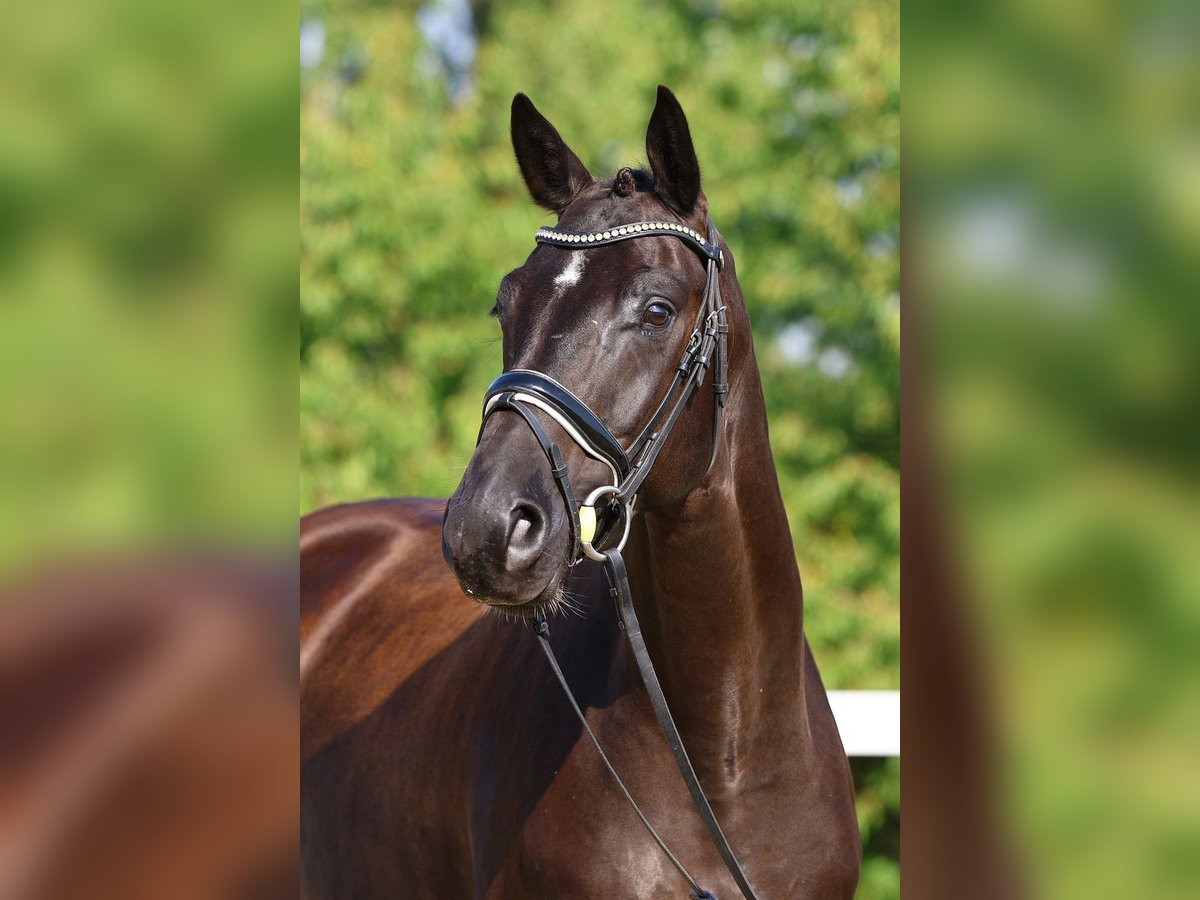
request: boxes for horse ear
[511,94,594,215]
[645,85,701,217]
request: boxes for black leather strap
[526,549,759,899]
[603,549,761,900]
[532,617,712,899]
[618,259,727,502]
[485,370,631,479]
[484,394,582,563]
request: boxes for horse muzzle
[441,426,573,611]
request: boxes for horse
[0,554,298,900]
[300,86,861,899]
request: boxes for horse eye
[641,301,673,328]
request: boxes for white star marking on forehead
[552,251,585,293]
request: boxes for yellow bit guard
[578,505,597,544]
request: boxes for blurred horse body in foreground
[0,555,297,900]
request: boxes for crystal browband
[535,220,723,268]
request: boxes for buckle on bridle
[578,484,633,563]
[677,329,703,374]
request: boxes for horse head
[442,86,747,614]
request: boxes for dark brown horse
[301,87,860,899]
[0,555,297,900]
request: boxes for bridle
[483,219,728,565]
[477,219,762,900]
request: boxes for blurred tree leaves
[301,1,897,894]
[1,0,295,570]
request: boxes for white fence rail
[827,690,899,757]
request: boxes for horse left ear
[645,85,702,217]
[511,93,594,215]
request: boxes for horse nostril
[505,503,546,570]
[509,503,542,545]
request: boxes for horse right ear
[511,94,594,215]
[645,85,702,217]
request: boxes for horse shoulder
[300,497,483,763]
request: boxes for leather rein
[478,219,761,900]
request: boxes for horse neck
[621,352,810,788]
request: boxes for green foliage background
[300,1,898,894]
